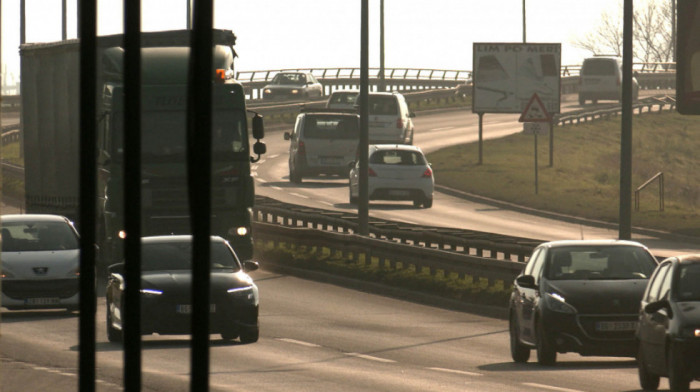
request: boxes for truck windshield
[115,110,248,156]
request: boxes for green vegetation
[427,111,700,237]
[255,240,511,307]
[1,140,24,198]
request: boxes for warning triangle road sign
[519,93,551,123]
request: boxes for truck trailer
[19,29,265,269]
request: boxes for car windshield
[676,264,700,301]
[546,246,657,280]
[370,149,426,165]
[368,95,399,115]
[141,240,241,272]
[271,73,306,86]
[304,115,359,139]
[2,221,79,252]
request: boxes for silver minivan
[578,57,639,105]
[284,111,360,183]
[367,92,415,145]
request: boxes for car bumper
[367,178,433,201]
[542,311,639,357]
[2,278,80,309]
[139,300,258,335]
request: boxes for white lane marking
[346,352,396,363]
[271,186,282,191]
[427,367,482,377]
[268,154,279,159]
[256,159,266,165]
[430,127,455,132]
[276,338,321,348]
[522,383,584,392]
[319,201,333,206]
[256,178,267,183]
[289,192,309,199]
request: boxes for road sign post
[520,93,552,194]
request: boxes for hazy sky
[1,0,622,85]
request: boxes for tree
[573,0,674,64]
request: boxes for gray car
[263,71,324,101]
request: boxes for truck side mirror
[252,114,264,140]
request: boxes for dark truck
[20,29,265,269]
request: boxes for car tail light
[298,141,306,156]
[396,118,404,129]
[422,167,433,178]
[368,167,377,177]
[616,75,621,86]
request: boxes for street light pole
[379,0,386,92]
[522,0,527,43]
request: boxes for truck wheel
[239,327,259,344]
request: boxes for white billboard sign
[472,43,561,114]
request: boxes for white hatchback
[349,144,434,208]
[1,214,81,311]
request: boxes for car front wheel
[106,301,123,343]
[536,317,557,365]
[509,312,531,363]
[637,343,660,391]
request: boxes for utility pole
[619,0,634,240]
[379,0,386,92]
[522,0,526,43]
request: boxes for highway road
[1,92,698,391]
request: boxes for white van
[284,111,360,183]
[578,57,639,105]
[366,92,415,145]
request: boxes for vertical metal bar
[534,133,538,194]
[359,0,369,236]
[188,1,214,390]
[20,0,26,44]
[619,0,634,240]
[123,0,142,390]
[549,122,553,167]
[62,0,67,40]
[522,0,526,43]
[379,0,385,92]
[478,113,484,165]
[78,0,97,390]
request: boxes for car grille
[2,279,79,299]
[577,314,639,340]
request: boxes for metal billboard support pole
[478,113,484,165]
[359,0,369,236]
[619,0,634,240]
[379,0,385,92]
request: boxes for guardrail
[555,95,676,125]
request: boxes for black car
[637,254,700,392]
[509,240,658,365]
[106,235,260,343]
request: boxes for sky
[1,0,623,87]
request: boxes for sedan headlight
[680,327,700,338]
[227,285,258,302]
[140,288,163,297]
[544,292,577,314]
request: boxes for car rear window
[546,246,657,280]
[141,241,241,272]
[2,221,79,252]
[304,115,359,139]
[582,59,617,76]
[369,150,426,165]
[271,73,306,85]
[368,95,399,115]
[676,264,700,301]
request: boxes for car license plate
[595,321,638,331]
[176,304,216,314]
[388,190,409,197]
[25,297,60,305]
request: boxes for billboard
[472,43,561,114]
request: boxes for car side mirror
[515,275,536,289]
[284,132,291,141]
[243,260,259,272]
[107,262,125,276]
[252,114,265,140]
[644,299,671,315]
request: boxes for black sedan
[509,240,658,365]
[637,254,700,392]
[106,235,260,343]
